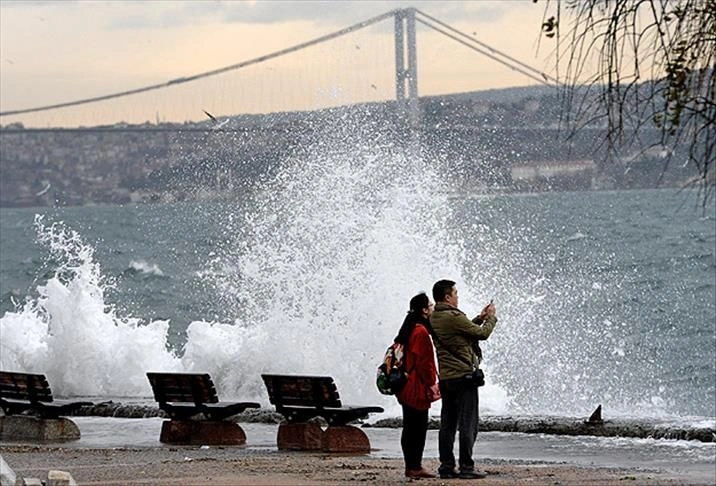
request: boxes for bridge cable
[414,9,558,86]
[0,9,399,117]
[415,16,549,86]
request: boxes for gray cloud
[101,1,514,31]
[2,0,518,34]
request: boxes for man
[430,279,497,479]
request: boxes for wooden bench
[0,371,92,440]
[146,372,260,445]
[0,371,92,419]
[261,374,384,453]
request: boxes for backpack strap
[394,342,415,374]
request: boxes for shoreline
[69,404,716,443]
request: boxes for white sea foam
[565,231,587,242]
[191,128,516,411]
[0,216,181,396]
[128,260,165,277]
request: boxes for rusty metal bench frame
[261,374,383,426]
[0,371,92,419]
[146,372,259,421]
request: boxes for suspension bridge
[0,7,555,131]
[2,7,621,208]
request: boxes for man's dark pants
[438,377,479,474]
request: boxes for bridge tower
[394,8,419,134]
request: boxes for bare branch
[539,0,715,205]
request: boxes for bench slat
[0,371,93,418]
[147,372,219,405]
[203,401,260,420]
[262,374,342,408]
[0,371,53,403]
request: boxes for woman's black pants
[401,403,429,470]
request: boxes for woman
[395,292,440,479]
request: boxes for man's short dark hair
[432,279,456,303]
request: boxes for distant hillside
[0,86,696,207]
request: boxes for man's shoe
[405,468,437,479]
[458,470,487,479]
[438,469,460,479]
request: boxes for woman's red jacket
[397,323,440,410]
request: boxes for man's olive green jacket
[429,302,497,381]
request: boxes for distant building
[511,159,595,192]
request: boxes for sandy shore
[2,419,714,485]
[1,444,710,486]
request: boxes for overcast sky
[0,1,554,126]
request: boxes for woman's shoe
[406,468,437,479]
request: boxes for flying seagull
[203,110,217,122]
[203,109,229,129]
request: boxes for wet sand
[1,444,705,485]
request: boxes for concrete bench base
[159,419,247,445]
[0,416,80,441]
[277,422,324,450]
[277,423,371,453]
[322,425,371,453]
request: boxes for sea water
[0,130,714,423]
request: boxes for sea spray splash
[0,118,514,412]
[189,114,511,412]
[0,215,181,396]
